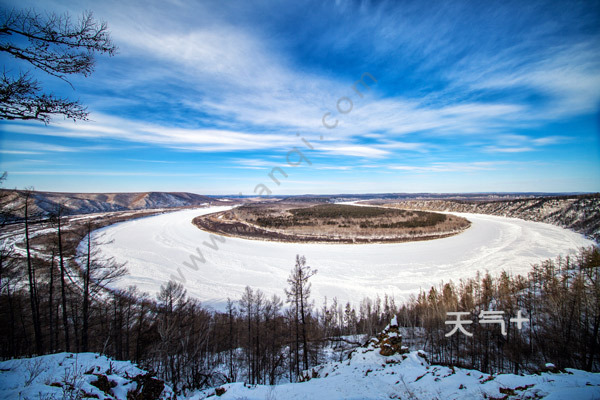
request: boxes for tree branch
[0,8,116,123]
[0,71,88,123]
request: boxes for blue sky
[1,0,599,195]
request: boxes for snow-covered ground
[0,352,175,400]
[187,319,600,399]
[3,337,599,400]
[192,351,600,400]
[89,206,595,310]
[192,350,600,400]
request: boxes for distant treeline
[359,212,446,229]
[251,204,403,228]
[290,204,401,218]
[248,204,448,229]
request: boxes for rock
[542,363,561,373]
[370,317,409,356]
[90,374,117,396]
[215,387,226,396]
[127,373,165,400]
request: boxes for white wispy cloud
[389,162,501,173]
[2,0,598,194]
[6,117,300,153]
[126,159,177,164]
[87,2,555,146]
[484,146,535,153]
[319,145,390,158]
[5,115,418,159]
[455,42,600,118]
[531,136,568,146]
[315,166,353,170]
[0,150,41,155]
[10,170,213,177]
[9,0,596,161]
[483,135,570,153]
[230,159,274,167]
[1,141,115,154]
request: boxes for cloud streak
[0,0,598,193]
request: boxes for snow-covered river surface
[90,206,595,310]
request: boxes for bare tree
[22,189,43,354]
[225,298,237,382]
[0,8,117,123]
[0,232,20,356]
[47,203,72,351]
[239,286,256,384]
[80,219,126,352]
[263,294,284,384]
[285,255,317,376]
[156,280,187,392]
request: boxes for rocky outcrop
[369,316,410,356]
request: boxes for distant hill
[377,193,600,243]
[0,190,230,219]
[234,192,588,201]
[328,192,589,201]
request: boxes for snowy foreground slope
[3,323,599,400]
[0,352,175,400]
[191,321,600,400]
[90,207,595,310]
[193,353,600,400]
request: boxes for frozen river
[89,206,595,310]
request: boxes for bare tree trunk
[24,194,43,355]
[135,300,145,363]
[285,255,316,380]
[71,298,80,352]
[226,298,235,381]
[57,211,70,351]
[294,297,300,379]
[300,285,309,371]
[5,281,16,356]
[587,304,600,371]
[125,296,132,360]
[248,311,253,384]
[82,222,92,352]
[48,250,55,352]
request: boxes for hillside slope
[0,190,226,218]
[382,194,600,242]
